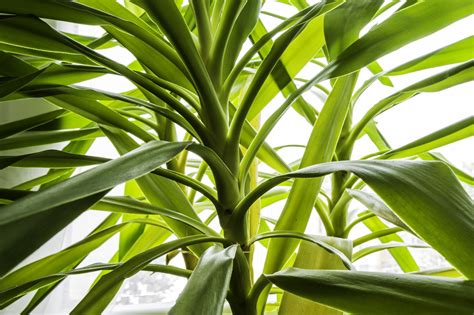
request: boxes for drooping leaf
[0,191,109,276]
[0,109,64,139]
[386,36,474,76]
[266,269,474,314]
[240,160,474,278]
[279,238,352,315]
[346,189,412,232]
[0,150,108,170]
[170,245,237,315]
[353,242,428,262]
[381,117,473,159]
[0,141,189,225]
[71,235,227,314]
[0,128,101,150]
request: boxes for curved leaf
[0,191,108,276]
[0,128,101,150]
[170,245,237,315]
[0,109,64,139]
[266,269,474,314]
[0,150,108,169]
[238,160,474,278]
[251,231,353,270]
[381,117,473,159]
[71,235,228,314]
[353,242,428,262]
[346,189,412,232]
[361,215,419,273]
[95,196,219,236]
[387,36,474,76]
[0,141,189,225]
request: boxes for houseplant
[0,0,473,313]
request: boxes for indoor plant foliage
[0,0,473,314]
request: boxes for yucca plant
[0,0,473,314]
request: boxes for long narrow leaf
[266,269,474,314]
[0,141,189,224]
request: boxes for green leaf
[279,238,351,315]
[346,189,412,233]
[322,0,473,79]
[0,16,91,64]
[1,262,191,308]
[266,269,474,314]
[0,128,101,150]
[103,25,193,90]
[0,109,64,139]
[221,0,261,78]
[0,0,184,69]
[18,213,121,313]
[348,61,474,146]
[361,215,419,273]
[241,126,290,174]
[37,64,109,85]
[102,127,209,255]
[207,0,249,85]
[170,245,237,315]
[133,0,227,142]
[0,191,108,276]
[95,196,219,236]
[247,14,326,121]
[0,67,48,98]
[14,85,200,139]
[0,51,37,76]
[71,235,228,314]
[353,242,428,262]
[0,64,109,97]
[386,36,474,76]
[0,150,108,169]
[243,1,344,124]
[262,74,358,275]
[250,232,353,270]
[240,160,473,278]
[324,0,383,60]
[309,161,473,277]
[46,95,154,142]
[12,169,72,190]
[0,214,124,298]
[0,141,189,225]
[413,267,463,279]
[420,152,474,185]
[381,117,473,159]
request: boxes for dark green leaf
[266,269,474,314]
[0,141,189,225]
[170,245,237,315]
